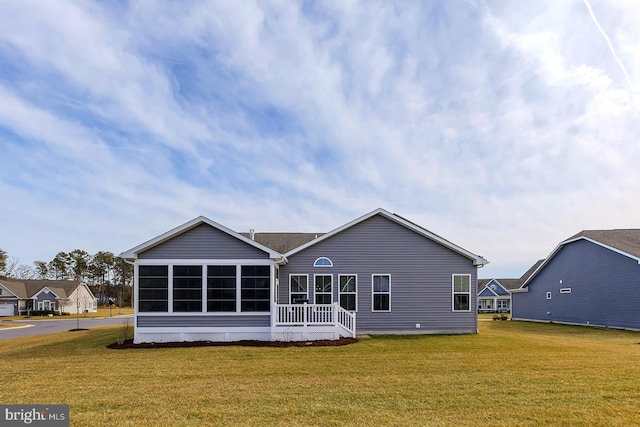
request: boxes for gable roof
[0,279,89,299]
[514,259,544,289]
[120,216,283,259]
[566,229,640,259]
[239,232,324,254]
[519,229,640,288]
[477,278,517,296]
[284,208,488,266]
[479,286,499,297]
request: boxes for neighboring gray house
[0,279,98,316]
[511,230,640,330]
[121,208,488,343]
[477,261,543,313]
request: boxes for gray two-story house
[121,208,488,343]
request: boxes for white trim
[313,274,333,304]
[452,274,472,312]
[560,288,572,294]
[313,257,333,267]
[338,274,358,312]
[136,259,274,265]
[201,265,207,313]
[284,208,488,266]
[371,274,391,312]
[289,274,309,304]
[478,285,499,297]
[136,312,270,317]
[32,286,61,299]
[235,265,242,313]
[168,265,174,313]
[120,216,283,259]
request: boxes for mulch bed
[107,337,358,349]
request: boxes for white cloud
[0,0,638,279]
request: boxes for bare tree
[3,257,20,278]
[14,264,35,279]
[0,248,7,277]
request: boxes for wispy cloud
[0,0,638,278]
[583,0,635,91]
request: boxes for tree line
[0,248,133,306]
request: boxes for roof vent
[249,229,255,240]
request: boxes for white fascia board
[570,237,640,264]
[478,286,499,297]
[284,208,489,266]
[491,280,510,294]
[32,286,61,299]
[79,282,97,300]
[120,216,283,259]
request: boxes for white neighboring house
[0,279,98,316]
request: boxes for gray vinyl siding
[139,224,270,259]
[137,315,270,327]
[512,239,640,330]
[280,214,478,334]
[479,288,497,297]
[36,292,57,303]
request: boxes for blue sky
[0,0,638,279]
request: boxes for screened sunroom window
[138,265,168,312]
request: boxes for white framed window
[452,274,471,311]
[339,274,357,311]
[490,284,496,290]
[290,274,308,304]
[314,275,333,304]
[372,274,391,312]
[546,292,552,299]
[560,288,571,294]
[313,257,333,267]
[138,265,169,312]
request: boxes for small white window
[546,292,552,300]
[452,274,471,311]
[290,274,309,304]
[313,257,333,267]
[339,275,357,311]
[490,284,496,290]
[372,274,391,312]
[314,275,332,304]
[560,288,572,294]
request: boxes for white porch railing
[274,302,356,337]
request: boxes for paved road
[0,316,133,340]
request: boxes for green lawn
[0,307,133,321]
[1,321,639,426]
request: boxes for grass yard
[0,306,133,321]
[1,321,639,426]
